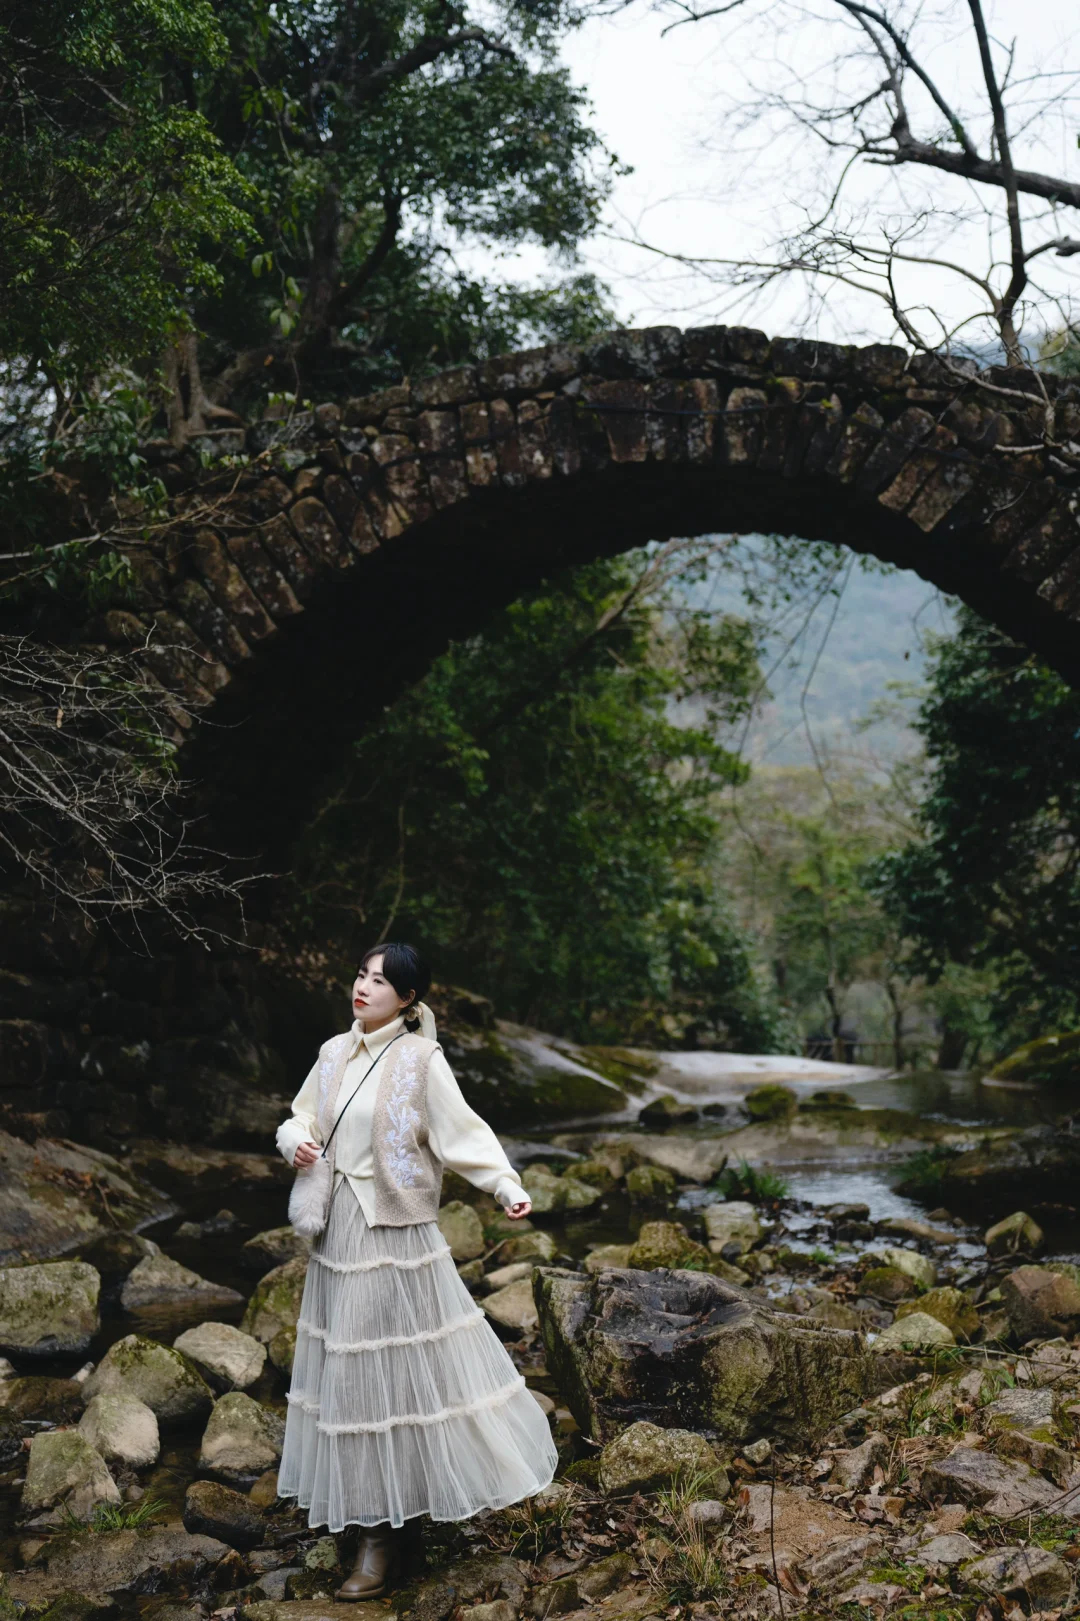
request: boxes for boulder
[744,1085,797,1122]
[241,1257,308,1345]
[627,1220,712,1272]
[198,1391,286,1484]
[482,1279,538,1333]
[986,1031,1080,1091]
[533,1264,875,1444]
[183,1478,265,1550]
[895,1287,979,1342]
[860,1266,917,1303]
[872,1312,955,1353]
[22,1429,119,1518]
[242,1227,311,1273]
[921,1445,1061,1515]
[984,1210,1044,1258]
[83,1334,214,1425]
[638,1094,698,1126]
[173,1321,267,1390]
[807,1298,863,1331]
[962,1545,1073,1608]
[78,1230,156,1284]
[0,1129,173,1267]
[0,1260,100,1356]
[33,1526,233,1596]
[598,1420,727,1496]
[437,1201,485,1262]
[625,1165,676,1202]
[584,1244,633,1274]
[120,1252,244,1311]
[494,1231,557,1266]
[979,1386,1056,1436]
[78,1392,160,1468]
[703,1202,761,1256]
[0,1374,85,1424]
[867,1247,936,1290]
[521,1164,599,1215]
[1001,1265,1080,1342]
[572,1155,622,1190]
[482,1261,534,1292]
[604,1133,731,1184]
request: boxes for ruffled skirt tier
[277,1181,558,1530]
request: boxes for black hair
[357,941,431,1021]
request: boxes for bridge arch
[123,324,1080,858]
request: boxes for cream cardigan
[276,1014,526,1225]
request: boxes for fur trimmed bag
[288,1152,335,1240]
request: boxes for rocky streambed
[5,1078,1080,1621]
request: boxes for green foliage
[712,1159,788,1202]
[873,609,1080,1048]
[59,1495,167,1533]
[290,550,785,1047]
[893,1145,961,1198]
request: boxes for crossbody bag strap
[320,1029,407,1160]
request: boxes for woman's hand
[294,1141,321,1168]
[506,1197,532,1220]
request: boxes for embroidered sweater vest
[316,1030,443,1226]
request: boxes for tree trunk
[163,331,243,448]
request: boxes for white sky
[479,0,1080,354]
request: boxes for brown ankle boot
[335,1523,402,1601]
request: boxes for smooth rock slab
[533,1264,877,1444]
[35,1526,233,1596]
[121,1251,243,1311]
[0,1260,100,1356]
[83,1334,214,1425]
[22,1429,119,1517]
[922,1445,1062,1516]
[173,1321,267,1390]
[598,1420,727,1496]
[78,1391,160,1468]
[199,1391,286,1484]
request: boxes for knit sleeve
[275,1052,323,1166]
[426,1049,527,1208]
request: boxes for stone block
[288,497,352,569]
[227,533,302,620]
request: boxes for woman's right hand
[294,1140,321,1168]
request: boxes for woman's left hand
[507,1198,532,1220]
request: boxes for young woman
[275,942,558,1600]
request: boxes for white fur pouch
[288,1153,333,1239]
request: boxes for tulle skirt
[277,1179,559,1530]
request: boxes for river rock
[638,1094,698,1126]
[598,1421,727,1496]
[268,1326,296,1376]
[198,1391,286,1484]
[78,1391,160,1468]
[808,1298,863,1331]
[604,1133,731,1184]
[482,1279,538,1332]
[495,1230,557,1265]
[868,1247,936,1290]
[33,1525,234,1596]
[962,1545,1073,1607]
[437,1201,486,1261]
[0,1130,173,1267]
[0,1260,101,1356]
[572,1153,623,1189]
[241,1257,308,1344]
[242,1227,312,1272]
[533,1264,876,1444]
[626,1164,676,1202]
[744,1085,797,1122]
[703,1202,761,1255]
[83,1334,214,1425]
[1002,1265,1080,1342]
[0,1374,85,1423]
[173,1321,267,1390]
[78,1230,157,1284]
[22,1429,120,1517]
[184,1478,265,1549]
[521,1165,600,1215]
[985,1210,1044,1257]
[872,1312,955,1353]
[584,1244,633,1273]
[121,1251,244,1311]
[922,1445,1061,1515]
[627,1220,712,1272]
[861,1265,917,1303]
[879,1216,958,1245]
[896,1287,979,1341]
[482,1261,534,1292]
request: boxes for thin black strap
[320,1029,407,1160]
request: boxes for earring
[404,1003,420,1032]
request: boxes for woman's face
[352,955,411,1029]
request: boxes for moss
[988,1030,1080,1088]
[562,1457,601,1487]
[445,1024,628,1127]
[744,1085,797,1122]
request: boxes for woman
[275,942,558,1600]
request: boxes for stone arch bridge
[119,322,1080,862]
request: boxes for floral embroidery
[385,1047,423,1187]
[317,1033,352,1137]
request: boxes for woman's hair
[357,941,431,1011]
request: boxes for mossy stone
[987,1031,1080,1089]
[598,1420,727,1496]
[82,1333,214,1425]
[861,1265,918,1303]
[896,1286,980,1341]
[0,1260,100,1357]
[744,1085,797,1123]
[241,1256,308,1345]
[22,1429,119,1517]
[626,1165,676,1203]
[627,1221,712,1272]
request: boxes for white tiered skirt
[277,1180,559,1530]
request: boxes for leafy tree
[287,545,785,1049]
[874,609,1080,1048]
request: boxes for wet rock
[861,1265,917,1303]
[627,1220,712,1272]
[868,1247,936,1290]
[22,1429,119,1518]
[804,1090,857,1111]
[829,1432,889,1491]
[895,1286,979,1341]
[985,1210,1044,1257]
[625,1164,676,1202]
[584,1244,633,1273]
[0,1260,100,1356]
[242,1227,311,1273]
[980,1385,1056,1435]
[493,1230,557,1265]
[703,1202,761,1256]
[922,1445,1061,1514]
[879,1217,958,1246]
[78,1230,156,1285]
[597,1420,727,1496]
[638,1094,698,1126]
[572,1154,622,1190]
[872,1311,955,1352]
[173,1321,267,1390]
[0,1130,173,1267]
[482,1278,538,1333]
[83,1334,214,1425]
[745,1084,797,1122]
[437,1201,485,1261]
[534,1264,877,1444]
[34,1526,234,1596]
[128,1140,290,1194]
[120,1252,243,1312]
[1002,1265,1080,1342]
[183,1479,265,1550]
[962,1545,1073,1608]
[521,1164,599,1214]
[241,1257,308,1345]
[987,1031,1080,1090]
[198,1391,286,1484]
[0,1374,85,1423]
[78,1392,160,1468]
